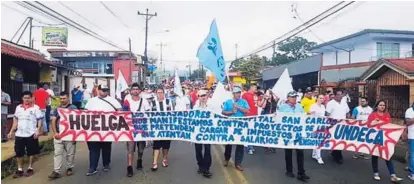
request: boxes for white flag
[208,82,232,114]
[116,69,128,99]
[173,69,184,98]
[272,68,294,100]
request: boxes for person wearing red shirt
[242,85,258,155]
[367,100,403,182]
[190,86,199,106]
[33,84,49,134]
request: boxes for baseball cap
[287,91,298,97]
[305,87,313,93]
[198,90,208,96]
[232,87,242,93]
[98,84,109,91]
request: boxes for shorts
[14,135,40,157]
[126,141,145,153]
[153,140,171,150]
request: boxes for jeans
[285,149,305,175]
[332,150,343,161]
[371,155,395,175]
[46,105,51,132]
[247,145,254,151]
[195,144,211,171]
[87,142,112,170]
[409,139,414,175]
[224,145,244,165]
[1,114,8,140]
[41,110,48,133]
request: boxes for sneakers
[408,174,414,180]
[103,165,110,172]
[136,159,143,170]
[391,175,403,183]
[13,170,24,178]
[66,168,73,176]
[223,160,229,167]
[197,168,203,174]
[127,166,133,177]
[25,168,34,177]
[86,169,97,176]
[203,170,212,178]
[235,164,244,171]
[162,159,169,167]
[285,171,295,178]
[297,174,310,181]
[151,163,158,171]
[373,173,381,181]
[48,171,62,179]
[248,150,254,155]
[317,158,324,165]
[352,154,359,159]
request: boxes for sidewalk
[1,133,53,162]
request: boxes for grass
[1,139,54,179]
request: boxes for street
[1,141,409,184]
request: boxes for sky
[1,1,414,73]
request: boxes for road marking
[212,145,235,184]
[217,145,250,184]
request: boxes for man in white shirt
[405,104,414,180]
[8,91,43,178]
[44,84,55,136]
[84,84,122,176]
[297,88,303,103]
[122,83,151,177]
[351,97,373,160]
[81,84,92,109]
[326,90,350,164]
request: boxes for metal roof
[262,55,321,81]
[311,29,414,50]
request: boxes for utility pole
[272,41,276,64]
[235,44,238,60]
[128,38,132,58]
[29,17,33,48]
[156,42,167,79]
[138,8,157,86]
[14,17,33,48]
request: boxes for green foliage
[266,36,317,66]
[235,55,265,83]
[189,68,207,81]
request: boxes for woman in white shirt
[308,95,326,165]
[193,90,213,178]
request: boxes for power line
[99,1,130,29]
[244,1,346,56]
[236,1,355,61]
[19,1,127,51]
[58,2,106,33]
[9,2,62,26]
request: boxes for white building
[311,29,414,83]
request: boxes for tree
[266,36,317,66]
[235,54,265,83]
[189,68,206,81]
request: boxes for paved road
[2,141,410,184]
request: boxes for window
[105,64,113,74]
[92,63,99,74]
[376,42,400,59]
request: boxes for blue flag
[197,19,226,82]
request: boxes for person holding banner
[368,100,403,182]
[261,89,278,154]
[278,91,310,182]
[326,90,350,165]
[123,83,151,177]
[309,94,326,165]
[193,90,213,178]
[48,92,78,179]
[351,97,373,160]
[405,102,414,180]
[84,84,122,176]
[151,87,174,171]
[242,85,259,155]
[222,87,250,171]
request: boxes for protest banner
[57,109,404,160]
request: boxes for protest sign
[58,109,404,160]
